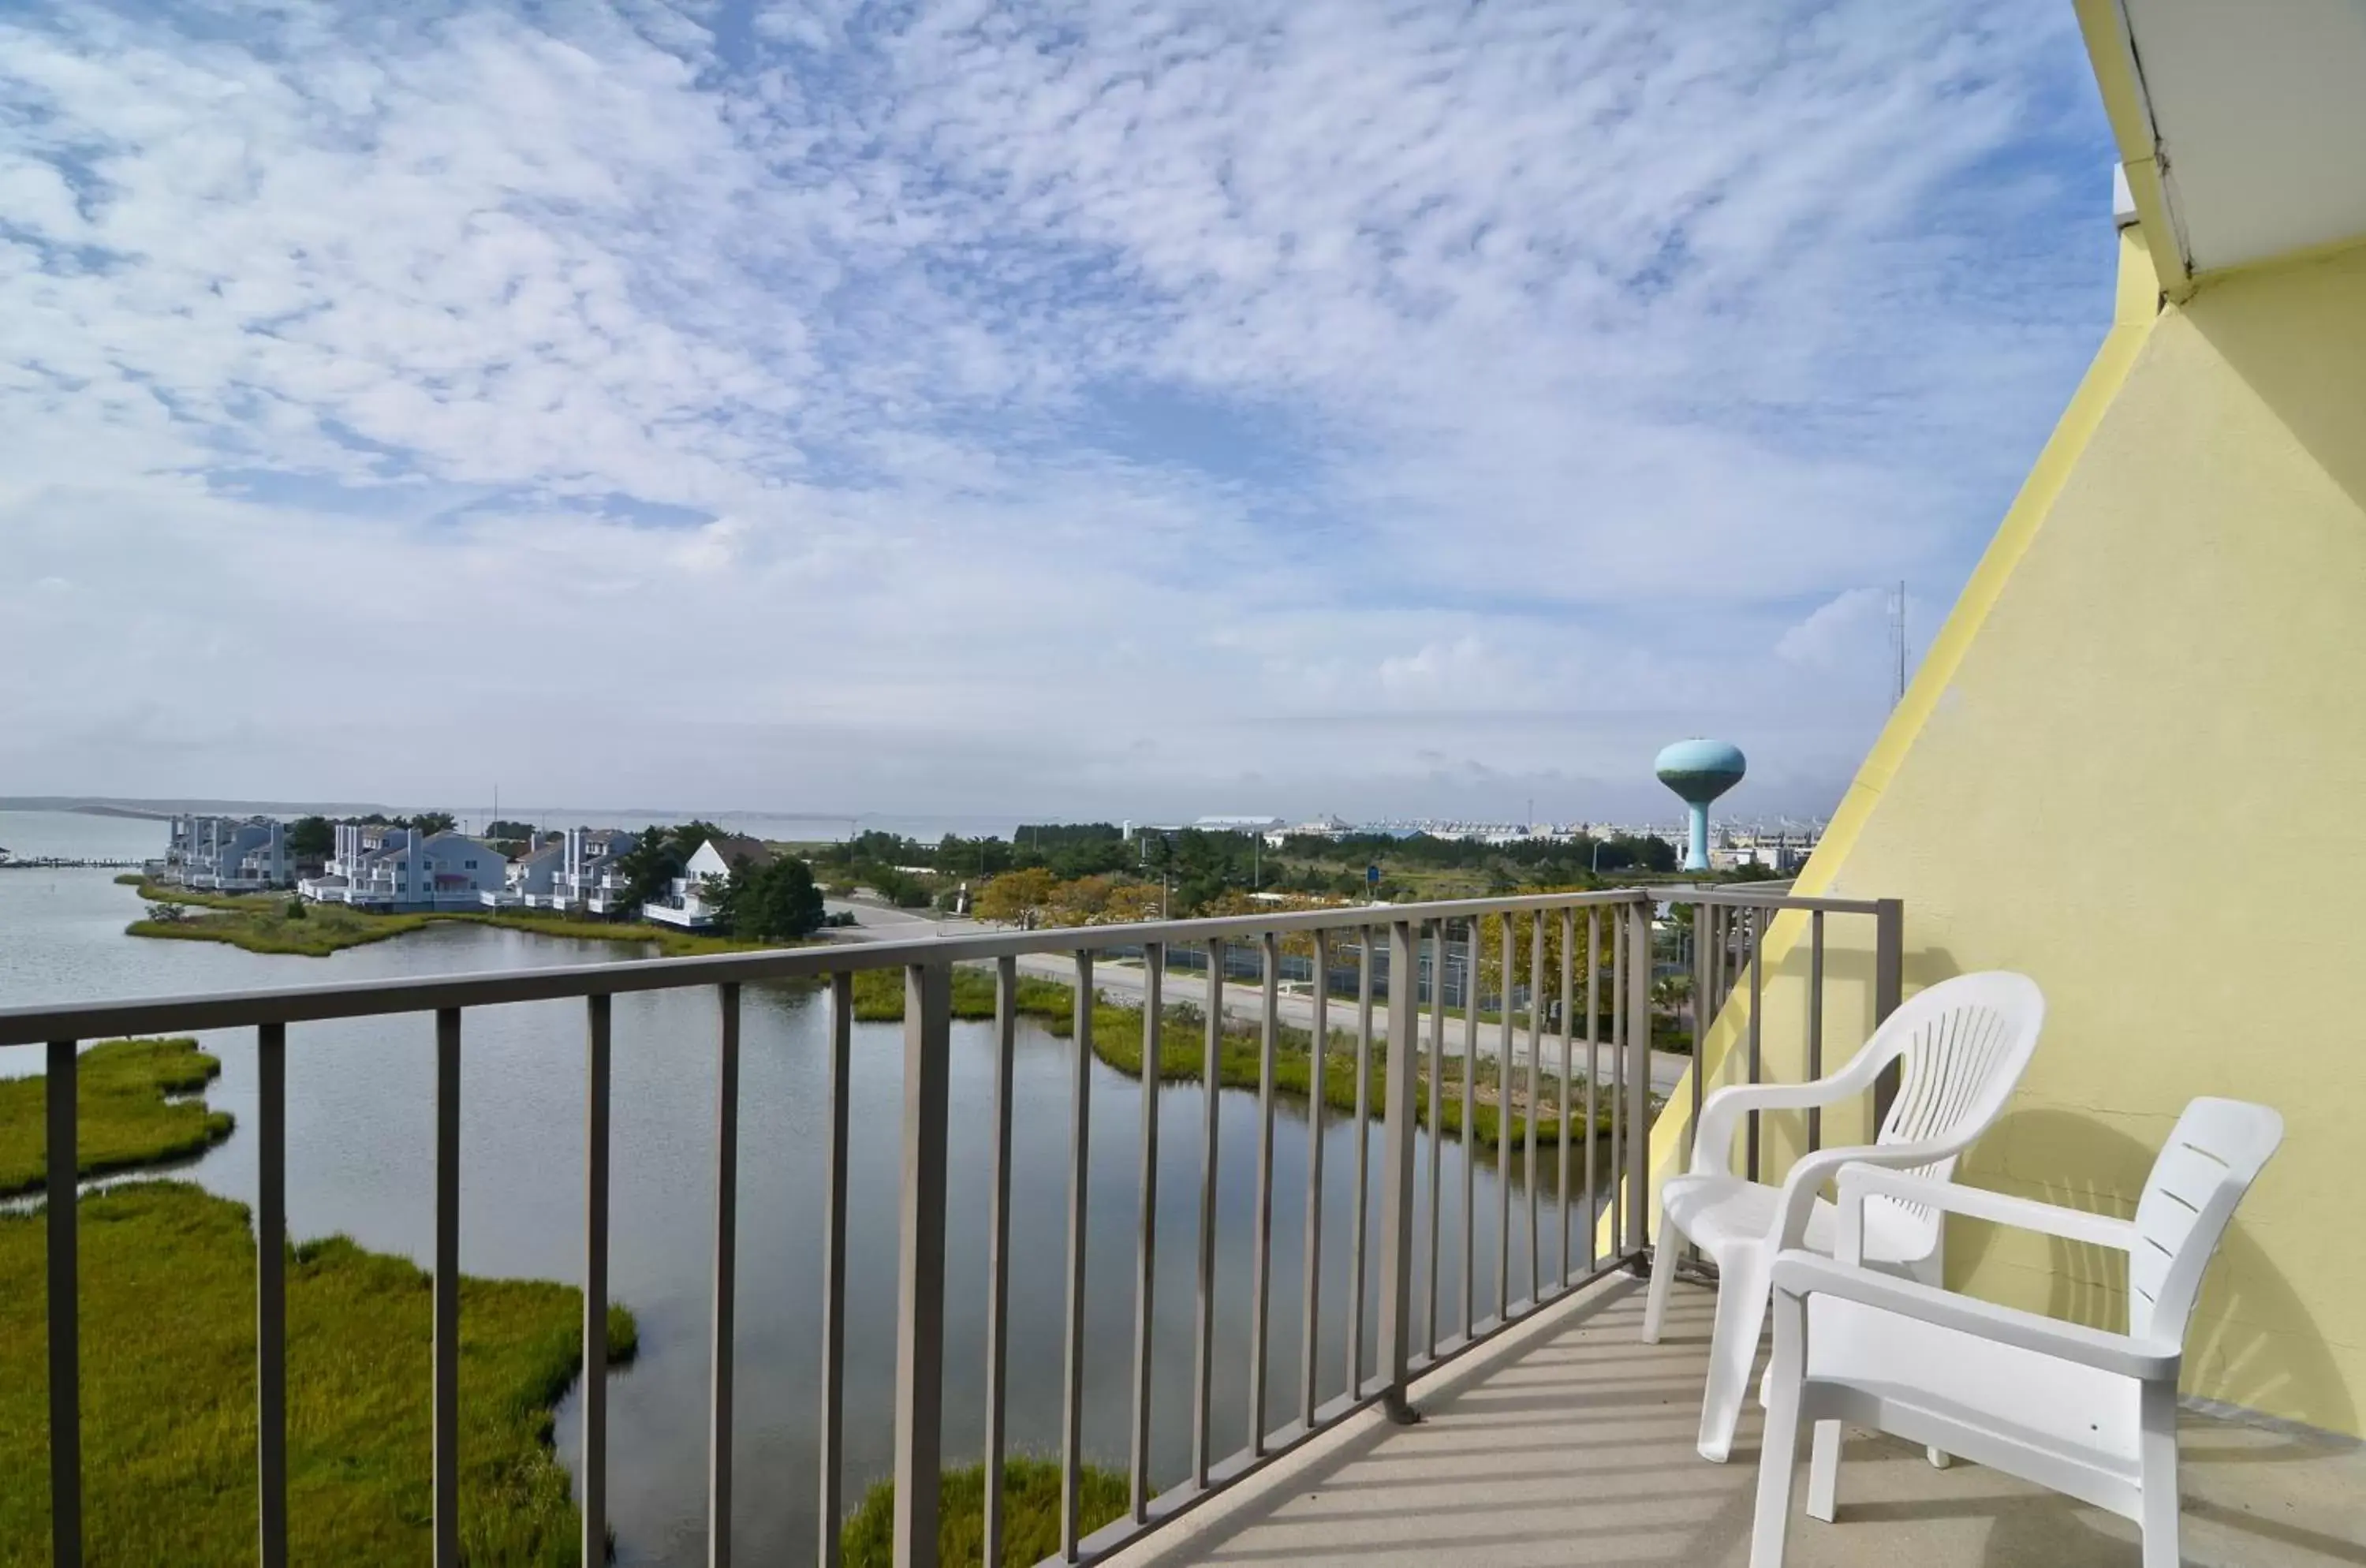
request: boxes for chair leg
[2139,1379,2181,1568]
[1749,1286,1808,1567]
[1909,1249,1950,1469]
[1806,1421,1842,1521]
[1697,1252,1769,1462]
[1642,1221,1683,1345]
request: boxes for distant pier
[0,857,148,871]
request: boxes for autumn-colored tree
[1189,891,1353,959]
[1466,894,1620,1019]
[973,867,1060,928]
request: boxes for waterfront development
[1,809,1595,1563]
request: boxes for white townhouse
[300,824,506,911]
[555,827,640,914]
[643,834,772,930]
[165,815,289,890]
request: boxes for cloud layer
[1,0,2114,821]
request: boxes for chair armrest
[1771,1250,2179,1381]
[1834,1166,2140,1264]
[1769,1140,1964,1250]
[1692,1078,1864,1180]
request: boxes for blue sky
[0,0,2116,823]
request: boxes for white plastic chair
[1751,1097,2284,1568]
[1643,970,2046,1461]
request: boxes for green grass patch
[124,881,778,959]
[0,1037,234,1198]
[842,1459,1127,1567]
[0,1182,636,1566]
[853,969,1610,1152]
[846,965,1072,1024]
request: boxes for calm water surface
[0,812,1592,1566]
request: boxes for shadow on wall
[2185,248,2366,516]
[1951,1107,2353,1435]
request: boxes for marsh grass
[0,1182,636,1566]
[0,1036,233,1198]
[849,969,1610,1151]
[841,1459,1127,1568]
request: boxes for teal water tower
[1655,739,1746,872]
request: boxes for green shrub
[842,1459,1127,1568]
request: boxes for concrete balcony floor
[1112,1276,2366,1568]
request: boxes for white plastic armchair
[1751,1098,2285,1568]
[1643,970,2046,1461]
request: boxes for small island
[127,814,827,958]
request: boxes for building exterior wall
[1649,230,2366,1435]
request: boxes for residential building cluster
[156,814,289,890]
[148,814,765,930]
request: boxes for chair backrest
[2129,1098,2283,1343]
[1872,971,2047,1159]
[1856,972,2046,1254]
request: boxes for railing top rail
[0,887,1651,1047]
[0,881,1889,1046]
[1644,884,1885,914]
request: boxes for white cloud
[0,0,2113,820]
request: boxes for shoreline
[120,878,779,959]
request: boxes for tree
[409,811,457,837]
[287,816,334,857]
[613,827,685,917]
[974,868,1059,928]
[719,857,825,943]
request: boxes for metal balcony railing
[0,883,1898,1568]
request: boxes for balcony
[3,887,2351,1566]
[1111,1275,2366,1568]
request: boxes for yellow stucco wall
[1642,230,2366,1434]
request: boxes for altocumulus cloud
[0,0,2113,820]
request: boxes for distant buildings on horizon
[1121,813,1823,872]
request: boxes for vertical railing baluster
[892,963,950,1568]
[256,1024,287,1568]
[1746,906,1764,1182]
[1424,920,1442,1355]
[1346,934,1372,1399]
[1690,904,1709,1179]
[1300,931,1328,1427]
[584,995,613,1566]
[1526,912,1543,1307]
[434,1008,461,1568]
[1608,910,1625,1254]
[983,959,1017,1562]
[1247,933,1278,1454]
[1808,913,1827,1152]
[1130,946,1162,1522]
[1375,920,1420,1423]
[711,984,741,1568]
[1062,952,1095,1559]
[1192,941,1222,1484]
[1460,920,1477,1338]
[1584,909,1600,1273]
[821,976,853,1568]
[1872,898,1905,1132]
[46,1037,81,1568]
[1626,902,1654,1258]
[1495,914,1512,1320]
[1558,909,1573,1290]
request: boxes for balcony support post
[1375,920,1423,1424]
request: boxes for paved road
[819,900,1692,1096]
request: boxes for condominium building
[163,815,289,890]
